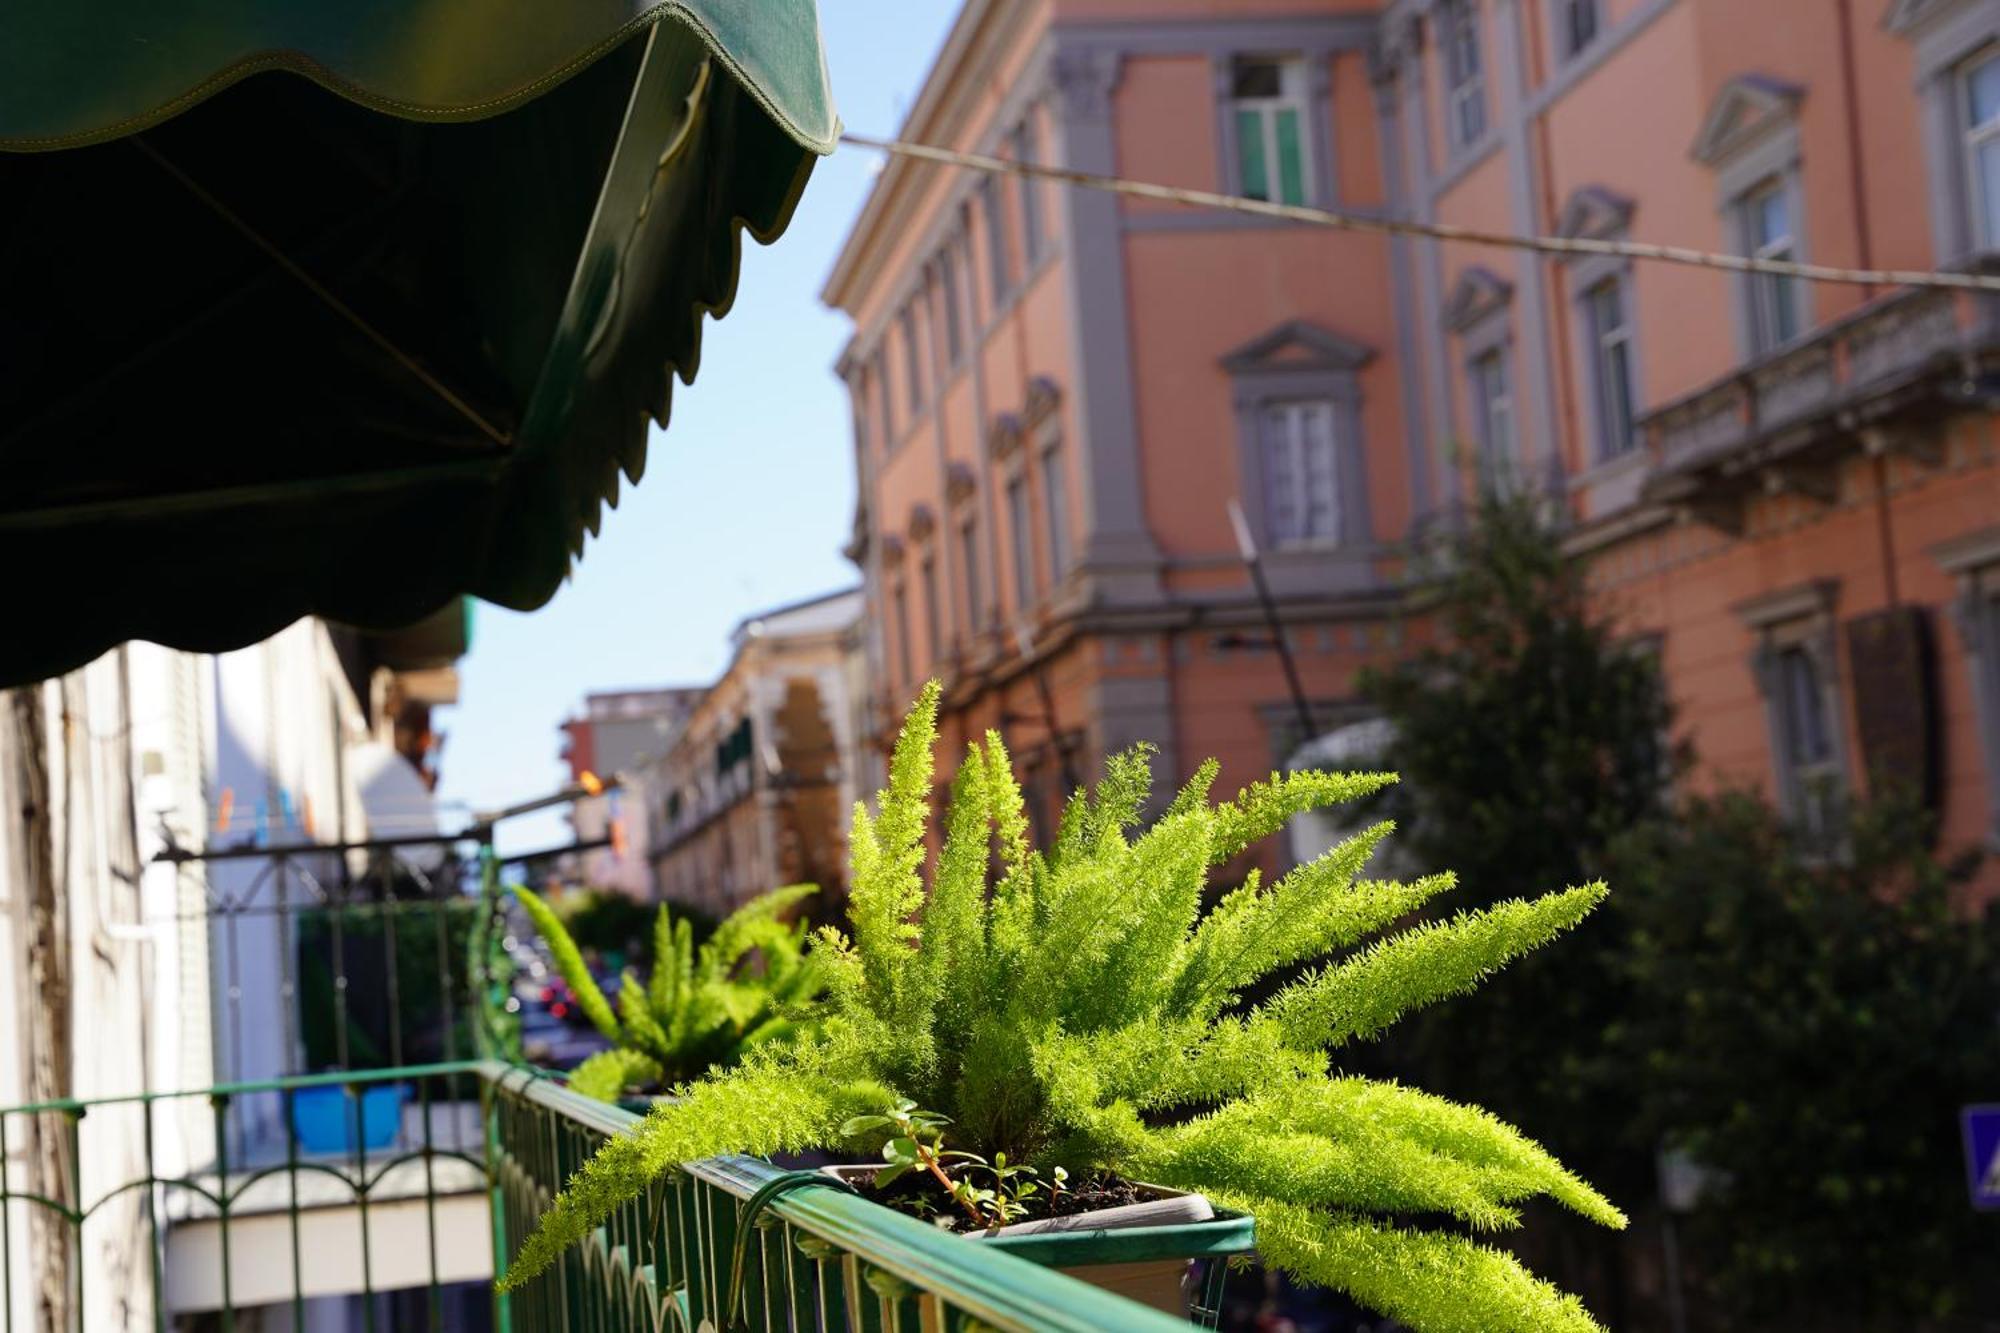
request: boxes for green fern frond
[1215,1196,1608,1333]
[507,686,1621,1333]
[512,886,620,1043]
[568,1048,662,1104]
[1209,770,1399,865]
[1267,883,1609,1049]
[500,1058,892,1289]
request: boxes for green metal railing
[483,1064,1196,1333]
[0,1060,1202,1331]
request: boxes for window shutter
[1844,606,1941,811]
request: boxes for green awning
[0,2,835,686]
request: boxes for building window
[1774,645,1841,841]
[1964,49,2000,249]
[1230,57,1311,205]
[892,579,913,687]
[920,554,943,664]
[1558,0,1600,60]
[900,306,924,414]
[874,349,895,451]
[1259,400,1342,547]
[1469,348,1515,487]
[1006,472,1036,607]
[1040,440,1072,581]
[958,516,984,634]
[1585,277,1636,459]
[1742,181,1802,352]
[980,176,1013,304]
[1936,525,2000,845]
[938,246,965,365]
[1013,120,1044,266]
[1441,0,1487,149]
[1743,582,1847,846]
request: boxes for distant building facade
[826,0,2000,878]
[559,687,705,897]
[646,589,869,921]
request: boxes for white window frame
[1469,347,1516,490]
[1258,399,1344,549]
[1228,56,1315,205]
[1962,47,2000,249]
[1742,178,1803,354]
[1585,276,1637,460]
[1441,0,1487,150]
[1741,581,1850,848]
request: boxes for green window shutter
[1236,108,1269,200]
[1275,108,1305,205]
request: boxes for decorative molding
[986,412,1024,459]
[878,533,907,568]
[1884,0,1981,36]
[1932,522,2000,574]
[1442,266,1515,334]
[1220,320,1377,374]
[1554,184,1636,242]
[906,503,937,543]
[1734,578,1840,630]
[1691,73,1805,165]
[1050,47,1122,123]
[945,462,979,505]
[1023,375,1063,425]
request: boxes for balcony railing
[1637,282,2000,530]
[0,839,1215,1331]
[0,1061,1199,1331]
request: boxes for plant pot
[818,1165,1254,1320]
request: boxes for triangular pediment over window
[1691,73,1804,164]
[1443,266,1514,333]
[1555,185,1636,241]
[1884,0,1973,36]
[1220,320,1376,374]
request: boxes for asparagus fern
[502,683,1624,1331]
[512,884,825,1102]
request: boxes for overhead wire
[838,131,2000,294]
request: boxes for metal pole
[1227,500,1317,744]
[1014,626,1081,793]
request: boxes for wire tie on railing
[723,1170,860,1330]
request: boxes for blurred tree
[1610,793,2000,1329]
[1358,489,1682,1321]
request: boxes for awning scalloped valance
[0,0,836,685]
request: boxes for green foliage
[1358,486,1679,1206]
[513,883,827,1101]
[1608,792,2000,1327]
[502,680,1624,1333]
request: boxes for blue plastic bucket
[290,1084,405,1154]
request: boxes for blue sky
[437,2,959,854]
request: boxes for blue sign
[1963,1105,2000,1210]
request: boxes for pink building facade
[826,0,2000,874]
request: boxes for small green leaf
[840,1115,893,1137]
[874,1163,914,1189]
[883,1137,919,1165]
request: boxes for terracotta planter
[818,1165,1254,1320]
